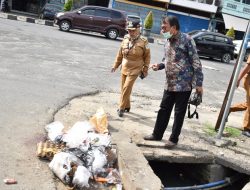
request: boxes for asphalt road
[0,18,245,189]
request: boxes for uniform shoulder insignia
[140,36,147,41]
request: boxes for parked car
[233,40,250,61]
[40,3,64,20]
[127,15,143,32]
[188,30,235,63]
[54,6,127,39]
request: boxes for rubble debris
[37,141,65,160]
[89,107,109,134]
[3,178,17,185]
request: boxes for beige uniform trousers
[230,74,250,131]
[119,74,138,110]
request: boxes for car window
[128,17,141,23]
[95,9,111,18]
[112,11,122,19]
[81,9,95,16]
[215,36,228,43]
[202,35,214,42]
[128,16,140,21]
[44,4,62,12]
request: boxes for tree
[226,27,235,40]
[64,0,73,12]
[144,11,153,30]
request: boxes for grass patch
[203,122,241,137]
[203,122,217,136]
[224,126,241,137]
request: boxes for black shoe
[242,131,250,137]
[144,134,161,141]
[117,109,124,117]
[165,140,177,149]
[124,108,130,112]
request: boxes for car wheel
[59,20,71,32]
[221,53,231,64]
[106,28,118,40]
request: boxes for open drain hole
[149,161,249,190]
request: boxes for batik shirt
[159,32,203,91]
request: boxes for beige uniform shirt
[113,35,150,76]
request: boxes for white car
[233,40,250,60]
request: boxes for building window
[243,0,250,4]
[188,0,214,5]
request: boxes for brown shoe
[165,140,177,149]
[144,134,161,141]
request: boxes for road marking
[203,65,220,71]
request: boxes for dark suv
[40,3,63,20]
[189,30,235,63]
[54,6,127,39]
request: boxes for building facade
[5,0,63,15]
[4,0,109,15]
[112,0,219,34]
[3,0,221,34]
[221,0,250,39]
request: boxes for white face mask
[162,27,173,39]
[162,32,173,39]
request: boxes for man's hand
[111,68,116,73]
[150,63,159,71]
[196,86,203,94]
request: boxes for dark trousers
[153,90,191,144]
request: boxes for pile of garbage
[36,108,122,190]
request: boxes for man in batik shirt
[144,15,203,148]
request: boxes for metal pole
[216,19,250,139]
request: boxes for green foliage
[64,0,73,12]
[144,11,153,30]
[226,27,235,40]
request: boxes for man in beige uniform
[230,55,250,137]
[111,20,150,117]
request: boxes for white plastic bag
[72,166,91,188]
[90,147,107,174]
[45,121,64,142]
[87,133,111,147]
[63,121,94,148]
[49,152,83,183]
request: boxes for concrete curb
[0,12,55,27]
[111,122,163,190]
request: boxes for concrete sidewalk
[54,92,250,190]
